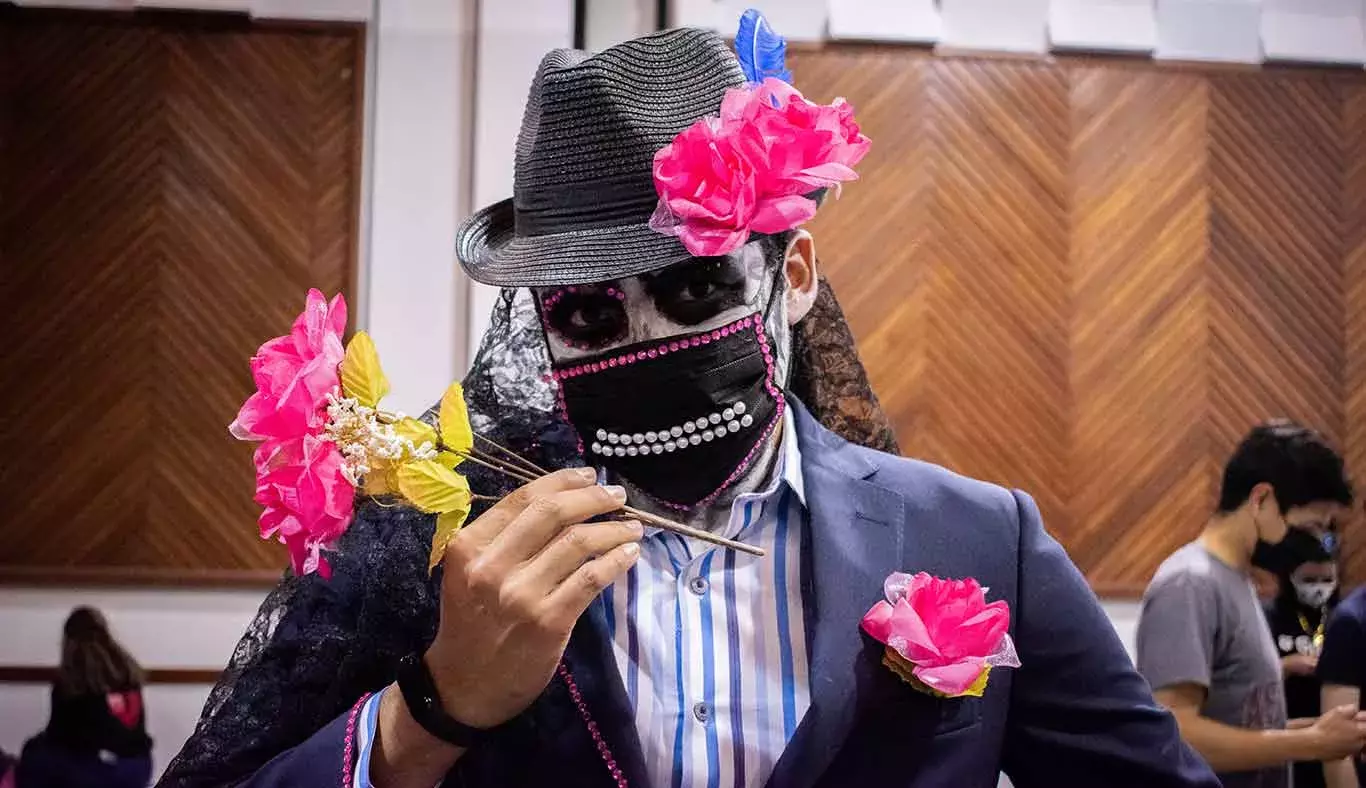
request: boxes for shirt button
[688,576,709,596]
[693,701,712,724]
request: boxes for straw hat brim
[456,198,696,288]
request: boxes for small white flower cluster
[324,391,438,486]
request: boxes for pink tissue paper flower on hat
[230,288,347,445]
[650,77,870,258]
[860,571,1020,698]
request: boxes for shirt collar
[773,406,807,507]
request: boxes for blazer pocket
[865,666,984,737]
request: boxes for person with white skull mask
[1264,529,1340,788]
[159,12,1219,788]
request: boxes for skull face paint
[541,240,791,509]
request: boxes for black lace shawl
[157,279,897,786]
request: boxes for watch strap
[395,652,486,748]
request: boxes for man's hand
[1284,654,1319,677]
[372,468,642,788]
[425,467,643,729]
[1306,705,1366,762]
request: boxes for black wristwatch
[395,652,489,748]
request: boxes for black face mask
[1251,526,1331,575]
[552,310,782,509]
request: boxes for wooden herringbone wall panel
[1342,84,1366,580]
[1067,70,1212,590]
[1207,75,1345,456]
[797,47,1366,593]
[0,10,362,583]
[0,18,163,572]
[795,51,935,447]
[920,60,1072,531]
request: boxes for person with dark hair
[16,607,153,788]
[1317,569,1366,788]
[1264,529,1341,788]
[161,15,1216,788]
[1137,420,1361,788]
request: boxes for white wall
[463,0,575,361]
[364,0,475,415]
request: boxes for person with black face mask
[1263,530,1340,788]
[1137,421,1359,788]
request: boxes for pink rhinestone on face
[647,349,658,359]
[670,341,680,351]
[626,353,637,363]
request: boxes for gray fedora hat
[456,28,746,288]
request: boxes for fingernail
[576,467,597,481]
[604,485,627,503]
[625,520,643,534]
[623,542,640,557]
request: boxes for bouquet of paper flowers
[228,289,475,577]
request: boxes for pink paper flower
[230,289,347,443]
[861,572,1020,697]
[650,78,870,257]
[230,289,353,578]
[252,435,353,579]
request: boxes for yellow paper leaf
[362,464,398,497]
[439,382,474,454]
[436,450,464,470]
[395,417,438,450]
[429,508,471,572]
[397,460,472,514]
[340,332,390,408]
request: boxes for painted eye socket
[645,258,748,325]
[542,288,627,348]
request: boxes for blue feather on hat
[735,8,791,85]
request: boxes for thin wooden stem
[377,410,763,556]
[474,433,550,477]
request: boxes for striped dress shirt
[352,412,809,788]
[602,409,810,788]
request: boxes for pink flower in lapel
[860,572,1020,698]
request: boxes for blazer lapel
[766,405,905,788]
[557,600,650,787]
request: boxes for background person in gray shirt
[1137,421,1362,788]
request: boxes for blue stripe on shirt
[774,488,797,737]
[626,565,640,706]
[725,514,748,783]
[671,582,687,788]
[699,551,720,788]
[353,688,383,788]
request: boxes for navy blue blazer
[243,403,1218,788]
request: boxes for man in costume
[161,17,1219,788]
